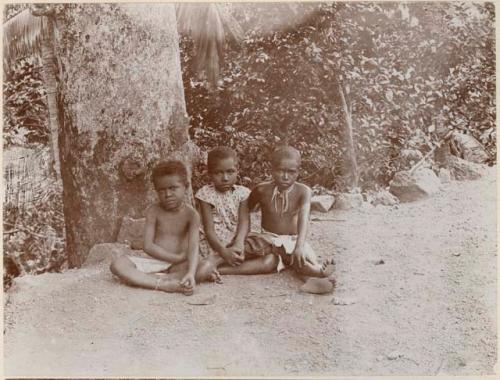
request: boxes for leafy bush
[182,3,495,191]
[3,56,49,148]
[3,178,66,290]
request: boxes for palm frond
[3,8,50,70]
[176,3,243,88]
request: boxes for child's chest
[156,211,190,234]
[210,194,240,222]
[262,188,301,216]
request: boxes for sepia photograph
[2,2,497,377]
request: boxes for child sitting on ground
[196,147,278,275]
[110,160,219,295]
[247,146,335,290]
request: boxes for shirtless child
[110,161,219,295]
[247,146,335,285]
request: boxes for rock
[300,278,334,295]
[83,242,139,268]
[311,195,335,213]
[400,148,424,168]
[387,351,403,360]
[369,189,399,206]
[334,193,363,210]
[438,168,452,183]
[389,168,440,202]
[374,259,385,265]
[331,297,356,305]
[361,201,374,209]
[448,155,486,181]
[117,216,146,250]
[450,131,489,164]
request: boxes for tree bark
[53,4,193,267]
[39,16,62,181]
[339,84,359,189]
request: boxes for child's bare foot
[180,283,194,296]
[155,278,193,295]
[197,260,223,284]
[320,258,336,278]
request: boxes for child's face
[211,157,238,192]
[154,174,186,211]
[272,158,300,189]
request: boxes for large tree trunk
[53,4,193,267]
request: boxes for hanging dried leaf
[3,8,51,71]
[176,3,243,88]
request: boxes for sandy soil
[4,167,497,377]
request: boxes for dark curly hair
[207,146,239,173]
[270,146,301,168]
[151,160,189,186]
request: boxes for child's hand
[291,246,307,268]
[180,272,196,291]
[228,242,245,260]
[222,247,244,267]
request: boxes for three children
[110,146,335,295]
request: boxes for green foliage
[3,56,49,147]
[3,179,66,290]
[182,3,495,191]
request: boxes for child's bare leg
[109,256,188,294]
[166,257,222,283]
[196,258,223,283]
[218,254,278,275]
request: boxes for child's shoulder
[183,203,199,219]
[146,202,197,218]
[252,180,274,192]
[195,183,216,203]
[233,184,251,199]
[294,182,312,194]
[146,202,162,215]
[195,183,215,196]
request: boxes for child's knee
[262,254,279,272]
[109,256,132,276]
[109,257,121,275]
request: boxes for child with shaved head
[247,146,335,289]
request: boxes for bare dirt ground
[4,167,497,377]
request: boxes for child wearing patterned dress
[196,147,279,275]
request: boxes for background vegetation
[183,2,495,191]
[3,5,65,288]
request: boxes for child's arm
[143,206,185,264]
[229,198,250,254]
[292,186,312,268]
[180,209,200,289]
[198,200,243,266]
[247,186,261,212]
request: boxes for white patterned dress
[195,184,251,257]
